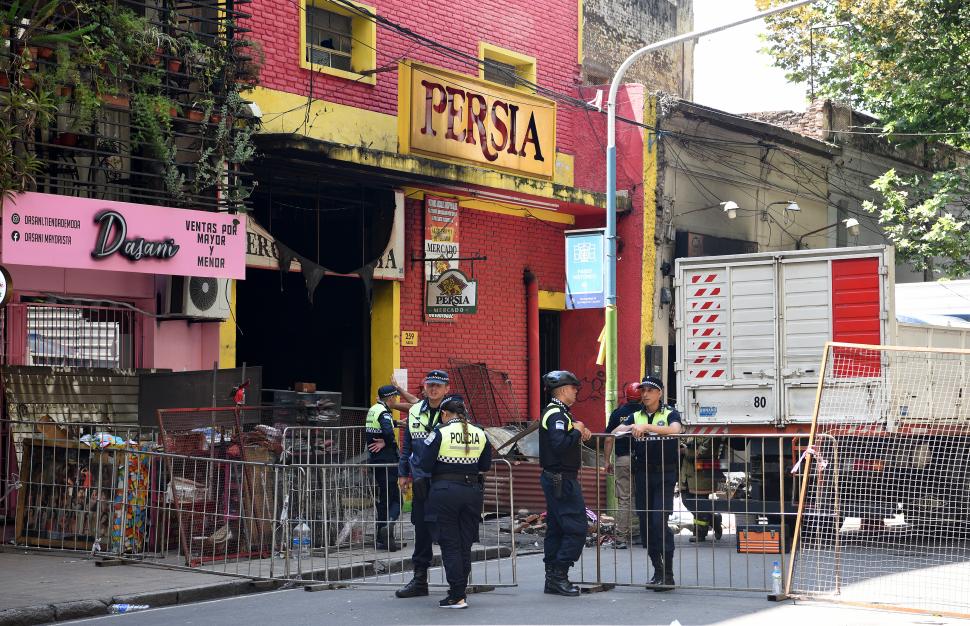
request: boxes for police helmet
[624,382,642,403]
[542,370,580,391]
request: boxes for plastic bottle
[293,520,311,556]
[108,604,150,614]
[771,561,783,595]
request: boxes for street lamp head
[844,217,860,236]
[721,201,739,220]
[786,201,801,212]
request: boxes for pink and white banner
[1,192,245,279]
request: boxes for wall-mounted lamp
[796,217,861,249]
[721,201,739,220]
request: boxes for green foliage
[759,0,970,276]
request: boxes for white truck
[675,244,970,429]
[672,245,970,530]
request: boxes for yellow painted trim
[397,61,411,155]
[219,279,236,368]
[538,290,566,311]
[478,41,538,89]
[577,0,584,65]
[640,95,659,377]
[250,86,396,151]
[554,152,574,187]
[370,280,400,402]
[403,188,575,225]
[299,0,377,85]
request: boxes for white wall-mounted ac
[163,276,231,320]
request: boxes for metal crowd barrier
[570,432,826,594]
[1,419,518,588]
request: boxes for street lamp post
[602,0,821,418]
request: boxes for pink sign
[1,192,245,279]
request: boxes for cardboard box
[736,524,789,553]
[294,382,316,393]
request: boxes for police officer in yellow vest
[366,385,401,551]
[395,369,450,598]
[539,370,592,597]
[627,375,682,591]
[419,395,492,609]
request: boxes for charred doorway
[237,161,395,406]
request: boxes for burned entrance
[238,161,395,405]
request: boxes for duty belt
[542,469,577,480]
[432,473,482,484]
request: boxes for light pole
[603,0,821,418]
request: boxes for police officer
[680,436,724,542]
[366,385,401,551]
[539,370,592,597]
[419,395,492,609]
[628,375,682,591]
[395,369,450,598]
[602,382,644,549]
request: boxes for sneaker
[439,596,468,609]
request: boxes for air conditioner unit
[164,276,231,320]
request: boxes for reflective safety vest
[436,420,487,465]
[365,403,388,433]
[408,402,441,440]
[630,406,677,467]
[631,406,672,429]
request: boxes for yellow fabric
[437,421,486,462]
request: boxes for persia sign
[426,268,477,315]
[402,62,556,179]
[1,192,245,279]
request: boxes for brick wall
[245,0,581,154]
[399,199,567,418]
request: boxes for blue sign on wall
[565,229,605,309]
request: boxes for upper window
[299,0,377,84]
[479,43,537,92]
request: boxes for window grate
[484,59,519,88]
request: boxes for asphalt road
[65,553,965,626]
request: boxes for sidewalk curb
[0,579,281,626]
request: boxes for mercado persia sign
[565,228,605,309]
[1,192,245,279]
[426,268,478,315]
[401,62,556,179]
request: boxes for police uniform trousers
[410,479,434,569]
[426,479,484,598]
[372,465,400,532]
[634,465,677,557]
[539,473,587,567]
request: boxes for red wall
[399,199,566,418]
[244,0,581,155]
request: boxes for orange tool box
[736,525,789,554]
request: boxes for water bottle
[108,604,149,614]
[771,561,783,595]
[293,521,311,556]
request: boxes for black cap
[440,394,466,414]
[377,385,399,400]
[637,376,664,392]
[542,370,580,390]
[424,369,450,385]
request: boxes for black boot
[543,562,580,596]
[384,525,400,552]
[395,567,429,598]
[654,554,675,592]
[647,554,664,587]
[689,523,709,543]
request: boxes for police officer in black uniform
[395,369,450,598]
[419,395,492,609]
[625,375,682,591]
[365,385,402,551]
[539,370,592,597]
